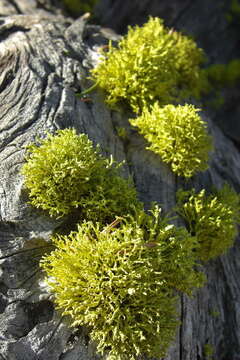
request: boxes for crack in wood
[0,245,53,260]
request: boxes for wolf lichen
[92,17,205,113]
[62,0,97,14]
[79,172,142,224]
[202,59,240,90]
[176,184,240,261]
[203,344,214,360]
[226,0,240,23]
[41,207,204,360]
[130,103,213,178]
[21,129,141,221]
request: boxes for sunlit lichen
[176,184,240,261]
[21,129,141,221]
[92,17,205,113]
[130,103,213,178]
[41,206,204,359]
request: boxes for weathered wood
[0,1,240,359]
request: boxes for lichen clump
[21,129,141,220]
[41,207,204,360]
[92,17,205,113]
[176,185,240,261]
[226,0,240,23]
[63,0,97,14]
[202,59,240,92]
[80,173,142,224]
[130,103,213,178]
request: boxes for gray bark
[0,1,240,360]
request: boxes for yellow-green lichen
[226,0,240,23]
[92,17,205,113]
[62,0,97,15]
[21,129,141,221]
[176,184,240,261]
[203,343,214,359]
[41,206,204,360]
[203,59,240,90]
[130,103,213,178]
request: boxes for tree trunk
[0,1,240,359]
